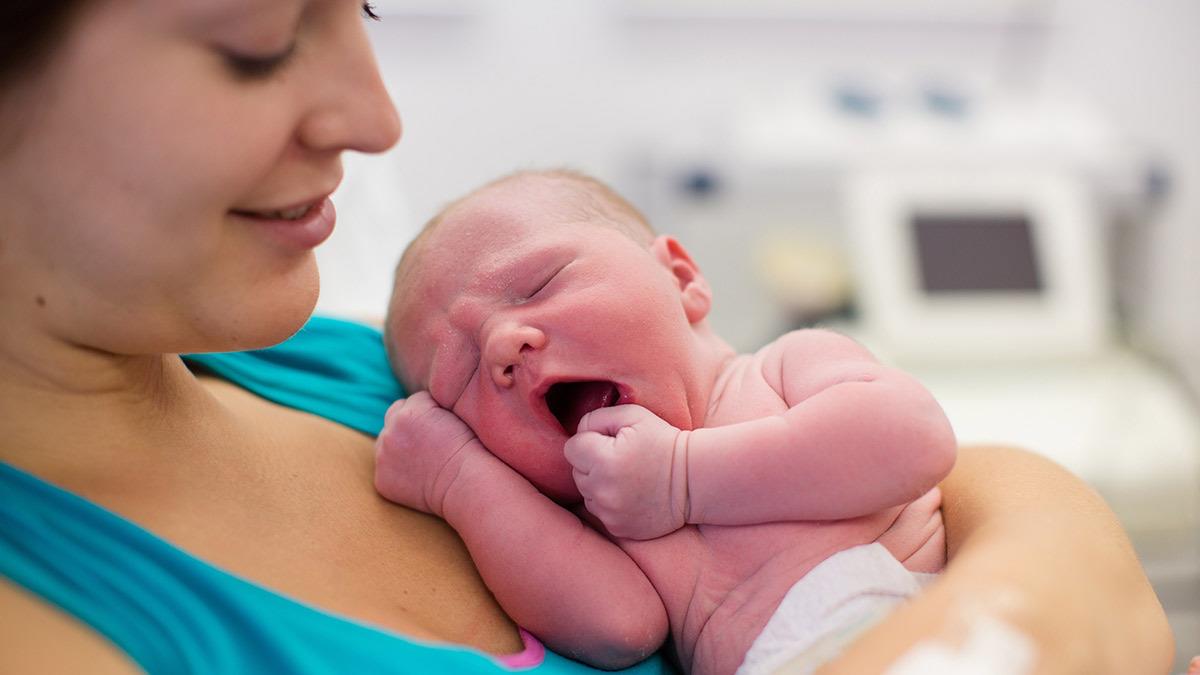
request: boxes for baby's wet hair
[415,168,653,250]
[528,168,656,247]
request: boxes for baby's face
[390,180,705,502]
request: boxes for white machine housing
[845,166,1113,362]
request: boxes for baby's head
[385,169,715,501]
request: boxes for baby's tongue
[551,381,618,436]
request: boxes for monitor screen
[910,212,1043,293]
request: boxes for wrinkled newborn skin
[380,174,955,675]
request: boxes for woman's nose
[483,321,547,388]
[297,21,402,154]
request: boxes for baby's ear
[652,235,711,324]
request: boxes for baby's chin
[485,435,579,503]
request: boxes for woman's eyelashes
[218,3,380,81]
[222,43,297,80]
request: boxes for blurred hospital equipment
[640,86,1200,663]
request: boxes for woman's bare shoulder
[0,578,139,675]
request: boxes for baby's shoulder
[709,330,878,417]
[758,328,873,371]
[764,327,871,355]
[756,329,880,398]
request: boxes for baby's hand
[563,404,690,540]
[374,391,488,517]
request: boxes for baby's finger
[572,467,590,492]
[575,404,646,437]
[406,390,437,407]
[582,497,602,521]
[383,398,408,425]
[563,431,606,473]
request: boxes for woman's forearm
[815,445,1173,674]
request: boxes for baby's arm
[685,329,956,526]
[374,393,667,668]
[567,329,955,538]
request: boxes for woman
[0,1,1173,673]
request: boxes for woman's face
[0,0,401,355]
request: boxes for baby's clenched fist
[374,391,489,517]
[563,404,691,540]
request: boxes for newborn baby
[375,169,956,675]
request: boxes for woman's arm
[0,579,140,675]
[814,445,1174,674]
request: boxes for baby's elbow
[915,411,958,485]
[877,377,957,481]
[582,604,669,669]
[884,394,958,493]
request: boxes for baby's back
[618,350,946,675]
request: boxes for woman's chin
[190,266,321,353]
[237,285,320,350]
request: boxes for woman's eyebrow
[180,0,296,33]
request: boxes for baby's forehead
[418,190,587,273]
[391,175,646,371]
[442,177,580,230]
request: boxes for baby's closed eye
[521,261,570,301]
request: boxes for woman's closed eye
[221,3,382,80]
[223,44,297,79]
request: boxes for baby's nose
[484,322,546,387]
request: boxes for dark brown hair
[0,0,88,90]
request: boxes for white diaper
[735,543,931,675]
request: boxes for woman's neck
[0,329,220,476]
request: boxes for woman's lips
[230,197,336,250]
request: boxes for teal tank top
[0,316,670,675]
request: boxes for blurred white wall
[360,0,1039,208]
[1038,0,1200,397]
[328,0,1198,397]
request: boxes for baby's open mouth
[545,381,620,435]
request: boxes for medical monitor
[845,168,1112,361]
[910,212,1043,293]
